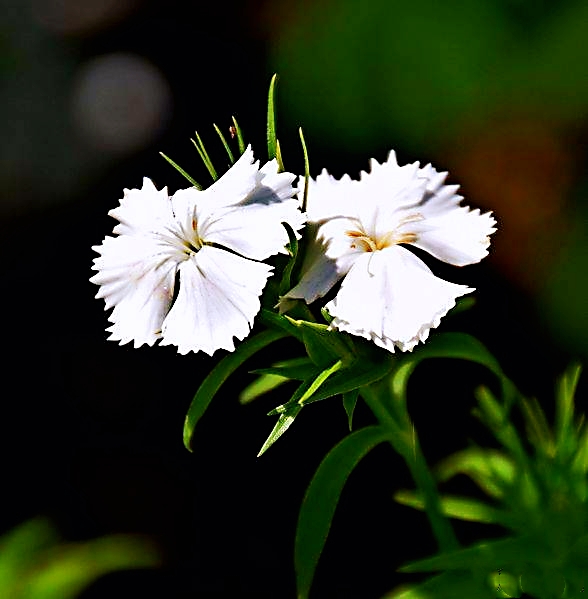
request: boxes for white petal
[304,170,358,223]
[109,178,174,236]
[171,152,303,261]
[90,235,177,347]
[200,199,304,261]
[409,204,497,266]
[160,246,272,355]
[281,225,341,305]
[326,246,472,352]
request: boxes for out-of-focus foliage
[390,364,587,598]
[268,0,588,153]
[0,517,160,599]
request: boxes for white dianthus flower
[285,151,496,352]
[91,146,304,355]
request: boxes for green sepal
[213,122,235,165]
[342,389,359,431]
[191,131,218,181]
[298,320,355,368]
[257,309,304,341]
[182,329,287,451]
[295,426,389,599]
[159,152,202,189]
[231,116,246,154]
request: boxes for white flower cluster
[91,146,496,355]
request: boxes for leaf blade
[295,426,389,599]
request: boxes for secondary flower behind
[285,151,496,352]
[91,146,304,355]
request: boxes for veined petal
[326,246,472,353]
[304,170,358,223]
[409,204,497,266]
[91,235,177,347]
[160,246,273,355]
[200,199,304,261]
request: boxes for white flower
[285,151,496,352]
[91,146,304,355]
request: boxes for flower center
[345,213,422,253]
[181,217,204,255]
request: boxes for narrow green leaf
[343,389,359,431]
[519,396,555,456]
[213,123,235,164]
[257,404,302,457]
[391,332,515,407]
[397,535,535,574]
[278,222,299,297]
[267,73,278,162]
[434,447,515,499]
[231,116,245,154]
[159,152,202,189]
[191,132,218,181]
[238,373,290,404]
[298,127,310,212]
[384,570,505,599]
[393,489,513,525]
[295,426,388,599]
[250,356,318,381]
[555,363,582,454]
[257,309,304,340]
[298,360,344,404]
[182,329,287,451]
[298,353,395,405]
[275,138,285,172]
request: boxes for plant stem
[362,382,459,553]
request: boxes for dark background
[2,0,588,597]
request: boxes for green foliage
[0,518,159,599]
[295,426,389,599]
[391,364,588,598]
[182,329,288,451]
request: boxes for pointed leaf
[299,127,310,212]
[391,332,514,407]
[250,357,319,381]
[343,389,359,431]
[257,404,302,457]
[267,73,279,163]
[393,489,513,525]
[238,372,290,404]
[230,116,245,154]
[183,329,287,451]
[213,122,235,165]
[295,426,389,599]
[159,152,202,189]
[191,132,218,181]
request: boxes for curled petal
[326,246,472,353]
[160,247,273,355]
[281,224,341,305]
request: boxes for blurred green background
[1,0,587,597]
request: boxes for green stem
[361,382,459,553]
